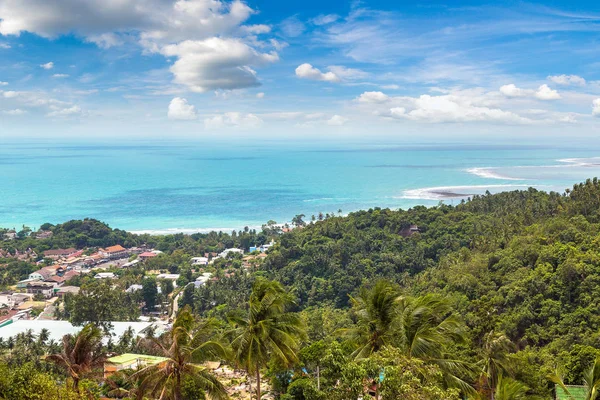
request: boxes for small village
[0,227,278,399]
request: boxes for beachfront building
[100,245,128,260]
[104,353,169,378]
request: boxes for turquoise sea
[2,139,600,233]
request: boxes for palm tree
[493,375,529,400]
[134,306,228,400]
[549,356,600,400]
[395,294,473,394]
[478,331,515,399]
[344,280,400,359]
[228,279,305,400]
[46,323,105,392]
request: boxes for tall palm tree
[228,279,305,400]
[549,356,600,400]
[344,280,400,359]
[396,293,473,394]
[134,306,228,400]
[478,331,515,399]
[46,323,105,392]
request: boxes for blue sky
[1,0,600,139]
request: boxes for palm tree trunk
[174,372,182,400]
[256,368,261,400]
[317,365,320,391]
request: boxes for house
[399,224,420,237]
[195,272,212,286]
[218,248,244,258]
[3,231,16,240]
[29,268,54,281]
[104,353,169,378]
[156,273,179,281]
[191,256,208,266]
[0,293,17,308]
[94,272,116,279]
[57,286,80,297]
[62,270,80,282]
[26,281,56,298]
[122,259,141,268]
[43,248,77,259]
[100,245,128,260]
[46,275,66,285]
[125,284,143,293]
[139,251,158,261]
[126,284,162,294]
[35,230,53,239]
[156,274,180,287]
[249,241,275,253]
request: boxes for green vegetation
[2,178,600,398]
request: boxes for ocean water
[2,139,600,233]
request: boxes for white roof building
[218,248,244,258]
[94,272,116,279]
[191,257,209,266]
[0,320,155,342]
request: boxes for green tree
[142,277,159,312]
[46,324,105,392]
[228,279,306,400]
[344,281,400,359]
[135,307,228,400]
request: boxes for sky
[1,0,600,140]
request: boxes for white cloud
[256,92,265,99]
[2,90,19,98]
[279,16,305,37]
[548,74,586,86]
[535,84,561,100]
[2,109,26,115]
[593,99,600,117]
[295,63,340,83]
[499,84,528,97]
[167,97,197,120]
[0,0,254,44]
[327,115,348,125]
[87,33,123,49]
[327,65,369,80]
[0,43,10,49]
[500,83,561,101]
[0,81,7,86]
[241,24,271,35]
[162,38,278,92]
[357,91,390,103]
[52,73,69,78]
[312,14,339,26]
[40,62,54,70]
[204,112,263,129]
[46,105,81,117]
[386,94,530,124]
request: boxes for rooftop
[104,245,126,253]
[107,353,168,365]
